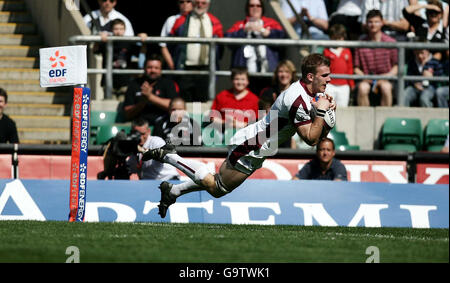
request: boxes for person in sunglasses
[83,0,135,36]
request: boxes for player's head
[231,67,249,93]
[301,54,331,93]
[132,118,151,146]
[316,137,335,164]
[144,54,163,81]
[111,19,126,36]
[98,0,116,14]
[0,88,7,117]
[273,59,297,89]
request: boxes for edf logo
[49,50,68,81]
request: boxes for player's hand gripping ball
[312,94,336,129]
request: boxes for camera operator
[127,118,181,180]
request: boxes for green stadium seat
[381,117,422,152]
[423,119,449,152]
[336,144,360,151]
[90,111,119,144]
[95,124,131,145]
[201,126,225,147]
[328,130,349,146]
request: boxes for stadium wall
[0,179,447,228]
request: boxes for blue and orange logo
[49,50,67,82]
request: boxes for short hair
[144,54,163,67]
[366,9,383,21]
[273,59,297,86]
[301,54,330,79]
[111,18,126,28]
[426,0,443,13]
[231,67,249,80]
[245,0,265,17]
[0,88,7,103]
[131,117,149,128]
[169,97,186,108]
[317,137,335,151]
[328,24,347,40]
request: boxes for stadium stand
[95,124,131,145]
[380,117,422,152]
[423,119,449,152]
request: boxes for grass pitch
[0,221,448,263]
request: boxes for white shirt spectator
[84,9,135,36]
[280,0,328,38]
[160,14,182,48]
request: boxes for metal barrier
[68,35,448,105]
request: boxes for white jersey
[228,80,318,174]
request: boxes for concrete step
[0,34,41,45]
[0,1,26,12]
[5,103,66,116]
[18,128,70,143]
[12,115,71,128]
[7,91,72,104]
[0,45,39,56]
[0,56,37,68]
[0,23,35,34]
[0,79,46,91]
[0,68,39,80]
[0,11,31,23]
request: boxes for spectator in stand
[259,59,298,110]
[94,19,148,94]
[168,0,223,102]
[280,0,329,39]
[84,0,134,36]
[0,88,19,144]
[435,49,449,107]
[354,9,398,107]
[160,0,194,70]
[323,24,355,107]
[409,0,449,28]
[328,0,363,40]
[210,67,259,131]
[127,118,181,180]
[292,138,348,181]
[123,54,179,127]
[359,0,410,41]
[404,46,444,107]
[403,0,448,60]
[225,0,286,74]
[152,97,202,146]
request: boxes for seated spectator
[410,0,449,28]
[280,0,329,39]
[123,55,179,127]
[152,97,202,146]
[293,137,347,181]
[404,47,444,107]
[210,67,259,130]
[328,0,363,40]
[94,19,148,94]
[359,0,410,41]
[0,88,19,144]
[435,49,449,107]
[403,0,448,60]
[323,24,354,107]
[168,0,223,102]
[127,118,181,180]
[225,0,285,74]
[354,9,398,107]
[84,0,134,36]
[259,59,298,107]
[160,0,194,70]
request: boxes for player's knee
[205,174,231,198]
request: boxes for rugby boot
[141,140,176,162]
[158,181,176,218]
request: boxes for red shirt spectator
[323,48,355,88]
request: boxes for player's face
[145,60,162,80]
[311,65,331,94]
[317,140,335,164]
[277,66,292,88]
[232,73,249,93]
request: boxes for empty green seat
[328,130,349,146]
[336,144,360,151]
[381,118,422,152]
[423,119,449,151]
[95,124,131,145]
[90,111,119,144]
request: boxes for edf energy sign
[39,45,87,87]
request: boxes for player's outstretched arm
[296,95,332,146]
